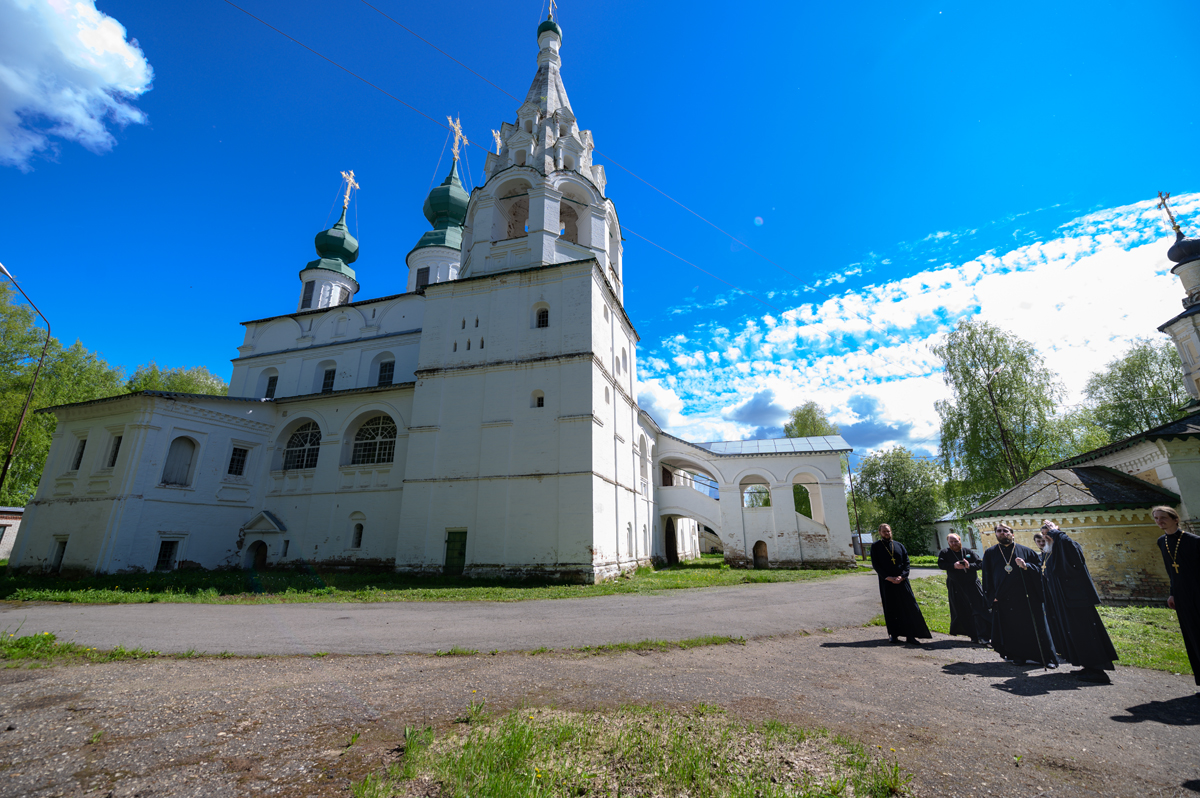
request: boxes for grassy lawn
[902,575,1191,675]
[0,555,856,605]
[353,704,912,798]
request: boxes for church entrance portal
[665,518,678,565]
[245,541,267,570]
[753,540,768,569]
[445,529,467,576]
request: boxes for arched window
[639,435,648,479]
[351,416,397,465]
[462,319,466,329]
[537,308,549,328]
[480,338,485,349]
[621,348,628,374]
[604,386,610,404]
[475,317,479,328]
[161,437,196,486]
[453,341,457,352]
[283,422,321,470]
[559,204,579,243]
[352,523,364,548]
[532,390,545,408]
[467,339,471,350]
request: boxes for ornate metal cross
[447,116,468,159]
[340,170,359,209]
[1158,191,1181,234]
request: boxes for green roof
[410,158,469,255]
[305,206,358,279]
[537,16,561,40]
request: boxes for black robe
[870,539,932,640]
[981,542,1057,667]
[1159,530,1200,686]
[1042,529,1117,671]
[937,546,991,641]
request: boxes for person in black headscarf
[1154,505,1200,690]
[870,523,932,645]
[981,523,1056,668]
[937,532,990,645]
[1039,520,1117,683]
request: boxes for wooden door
[444,529,467,576]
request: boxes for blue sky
[1,0,1198,458]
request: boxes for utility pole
[983,365,1021,487]
[847,464,866,560]
[0,262,51,498]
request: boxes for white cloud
[0,0,153,169]
[639,194,1200,454]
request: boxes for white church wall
[10,395,275,573]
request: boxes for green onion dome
[537,16,561,41]
[313,207,359,265]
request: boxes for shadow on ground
[1110,695,1200,727]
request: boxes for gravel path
[1,583,1197,797]
[0,570,931,655]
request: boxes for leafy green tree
[126,363,228,395]
[855,446,945,552]
[783,401,841,516]
[784,401,840,438]
[1084,338,1186,440]
[0,284,126,505]
[933,319,1064,512]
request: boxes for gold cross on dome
[447,116,468,160]
[1158,191,1181,234]
[491,129,503,154]
[340,170,359,209]
[548,0,557,19]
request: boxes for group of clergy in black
[870,507,1200,689]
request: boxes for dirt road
[1,623,1196,798]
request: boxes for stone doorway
[665,518,679,565]
[753,540,769,570]
[245,541,267,570]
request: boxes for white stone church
[8,17,855,580]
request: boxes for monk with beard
[981,523,1056,668]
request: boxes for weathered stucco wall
[978,511,1170,603]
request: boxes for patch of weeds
[455,698,488,725]
[352,705,914,797]
[312,652,330,658]
[527,646,552,655]
[346,732,360,748]
[0,631,160,667]
[577,634,744,655]
[434,646,478,657]
[87,729,104,745]
[174,649,200,659]
[866,614,887,627]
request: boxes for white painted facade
[7,19,855,579]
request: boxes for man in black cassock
[1154,506,1200,690]
[937,533,990,645]
[981,523,1057,668]
[1039,521,1117,683]
[870,523,932,645]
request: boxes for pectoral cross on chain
[1174,563,1180,573]
[340,170,359,209]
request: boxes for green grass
[573,634,745,654]
[0,630,159,667]
[906,576,1191,675]
[907,555,940,567]
[352,704,913,798]
[0,557,855,605]
[435,646,479,657]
